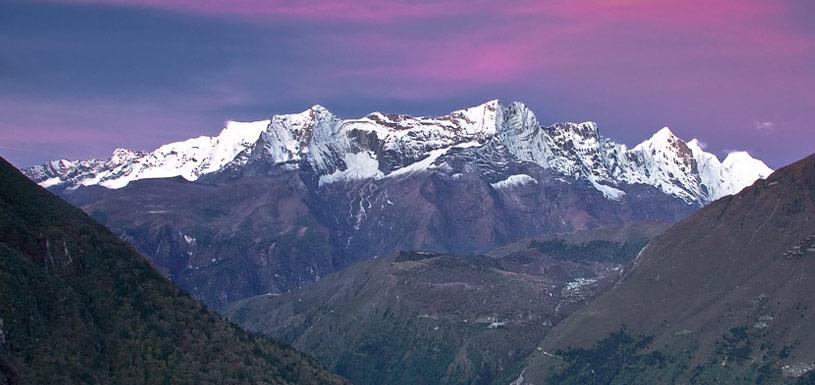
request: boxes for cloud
[754,121,776,131]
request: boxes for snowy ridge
[27,120,269,189]
[24,100,772,204]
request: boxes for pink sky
[2,0,813,167]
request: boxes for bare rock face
[23,101,772,307]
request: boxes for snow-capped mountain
[25,100,771,205]
[30,100,776,307]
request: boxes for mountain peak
[308,104,332,114]
[656,126,676,136]
[277,104,335,125]
[719,150,774,192]
[646,126,680,144]
[110,148,140,165]
[52,158,76,169]
[634,126,693,160]
[266,105,336,130]
[722,150,766,167]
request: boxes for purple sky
[1,0,813,168]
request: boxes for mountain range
[223,152,815,385]
[26,100,770,205]
[22,101,773,308]
[8,99,812,385]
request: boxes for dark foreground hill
[223,224,666,385]
[518,153,815,384]
[0,156,348,385]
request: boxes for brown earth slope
[521,153,815,384]
[223,224,666,385]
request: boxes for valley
[224,225,665,385]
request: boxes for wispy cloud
[754,121,776,132]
